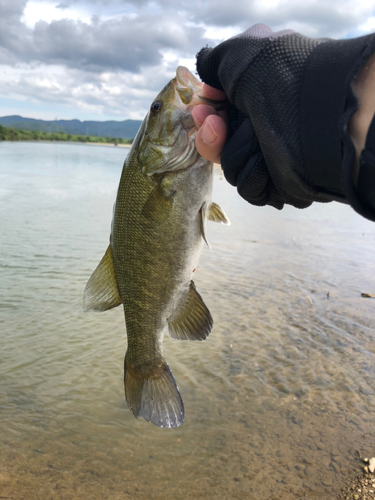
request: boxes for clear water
[1,141,375,499]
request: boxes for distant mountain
[0,115,142,140]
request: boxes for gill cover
[139,67,204,176]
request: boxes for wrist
[300,34,375,200]
[347,52,375,186]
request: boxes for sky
[1,0,375,122]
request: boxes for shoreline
[1,139,132,148]
[88,141,131,148]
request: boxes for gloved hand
[196,24,375,219]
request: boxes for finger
[192,104,217,129]
[201,83,227,101]
[195,114,228,164]
[192,104,228,130]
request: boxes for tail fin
[124,355,184,428]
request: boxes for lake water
[1,140,375,499]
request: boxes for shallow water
[1,141,375,499]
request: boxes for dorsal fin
[83,245,122,312]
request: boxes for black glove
[196,24,375,220]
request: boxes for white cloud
[186,22,242,43]
[357,16,375,36]
[22,0,90,28]
[1,0,375,121]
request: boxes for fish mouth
[172,67,201,109]
[174,66,229,111]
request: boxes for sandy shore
[87,142,131,148]
[340,468,375,499]
[7,139,133,148]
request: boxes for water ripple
[1,142,375,499]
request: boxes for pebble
[331,461,340,473]
[340,468,375,500]
[304,466,316,477]
[321,478,333,487]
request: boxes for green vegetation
[0,125,133,145]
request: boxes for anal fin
[124,355,184,428]
[168,281,213,341]
[83,245,122,312]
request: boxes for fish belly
[112,155,213,427]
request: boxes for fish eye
[150,100,163,114]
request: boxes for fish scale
[84,66,230,428]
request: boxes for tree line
[0,125,133,145]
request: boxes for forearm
[348,52,375,186]
[196,26,375,220]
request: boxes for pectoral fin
[168,281,213,341]
[83,245,122,312]
[207,202,231,225]
[141,178,175,223]
[200,202,211,249]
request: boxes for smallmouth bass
[84,67,230,428]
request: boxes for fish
[83,66,230,428]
